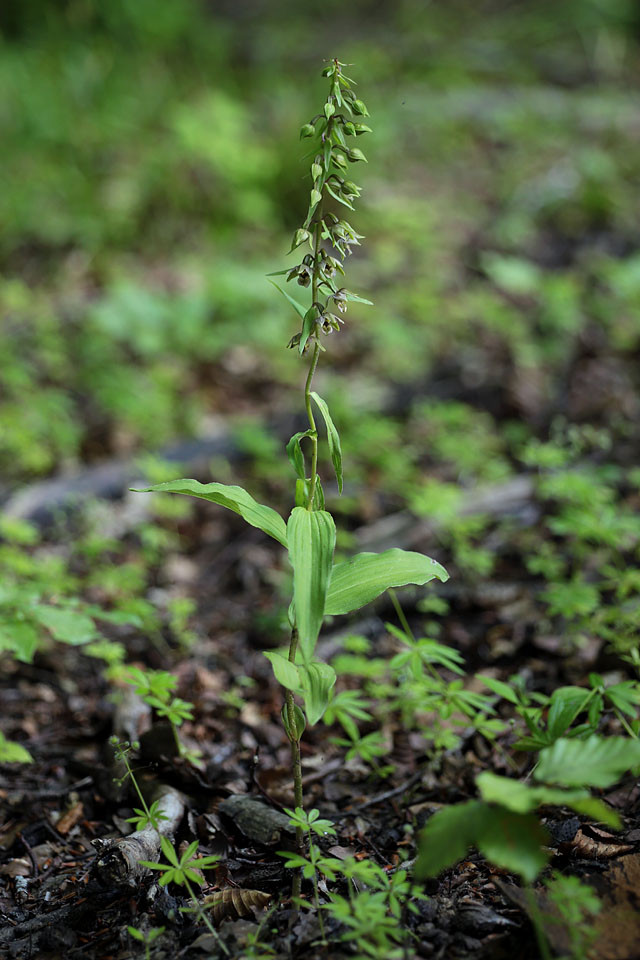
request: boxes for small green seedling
[140,835,228,954]
[122,666,201,763]
[109,737,169,832]
[127,925,165,960]
[134,59,449,898]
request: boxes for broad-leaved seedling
[134,59,449,895]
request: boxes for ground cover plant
[2,4,640,959]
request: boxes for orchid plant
[136,59,448,895]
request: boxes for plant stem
[388,588,416,642]
[285,628,304,900]
[525,884,552,960]
[122,754,153,822]
[305,203,323,509]
[183,876,230,955]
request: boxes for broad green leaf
[415,801,482,879]
[0,732,33,764]
[325,549,449,617]
[0,621,39,663]
[310,392,343,493]
[476,772,620,828]
[535,735,640,789]
[268,280,308,319]
[134,480,287,547]
[475,806,549,883]
[32,606,96,646]
[416,800,549,884]
[288,507,336,660]
[264,651,300,692]
[286,430,315,481]
[547,686,592,739]
[299,661,337,725]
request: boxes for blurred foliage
[1,0,639,510]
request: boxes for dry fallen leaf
[202,887,271,924]
[55,801,84,836]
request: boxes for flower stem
[285,628,304,900]
[305,201,323,510]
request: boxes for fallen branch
[354,475,535,553]
[92,783,186,888]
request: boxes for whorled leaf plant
[135,59,448,896]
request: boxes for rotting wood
[218,795,296,847]
[91,783,186,888]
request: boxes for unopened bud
[311,162,323,181]
[290,228,311,251]
[351,99,369,116]
[343,121,356,136]
[324,102,335,119]
[347,148,367,163]
[299,123,315,139]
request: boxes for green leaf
[325,182,355,210]
[547,686,592,739]
[310,392,343,493]
[264,651,300,692]
[160,836,180,867]
[134,480,287,547]
[476,772,620,829]
[299,661,337,725]
[0,732,33,764]
[32,606,96,646]
[415,801,485,879]
[475,806,549,883]
[268,280,308,320]
[286,430,315,481]
[417,798,550,884]
[476,675,520,704]
[344,291,374,305]
[288,507,336,660]
[604,681,640,718]
[325,549,449,616]
[535,735,640,789]
[0,621,39,663]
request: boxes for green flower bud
[324,102,335,119]
[311,162,323,181]
[331,152,348,172]
[343,121,356,136]
[354,123,372,135]
[310,188,322,207]
[290,228,311,251]
[299,123,315,139]
[351,99,369,116]
[347,148,367,163]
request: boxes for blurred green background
[1,0,639,488]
